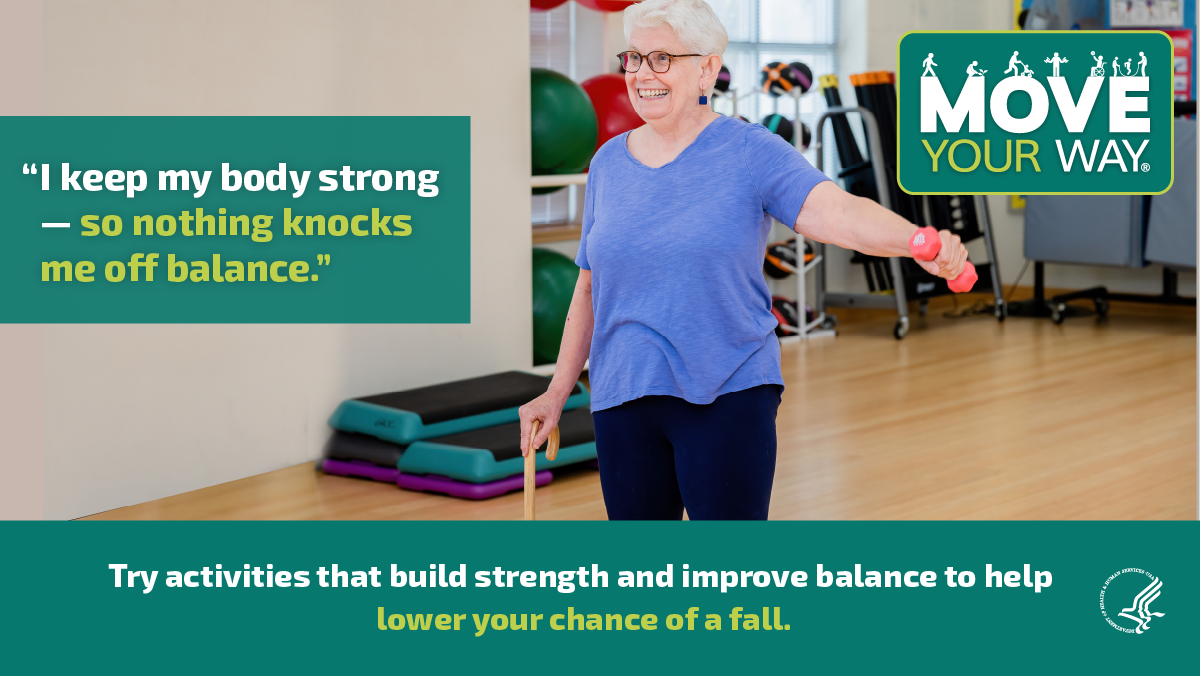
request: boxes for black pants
[591,384,781,520]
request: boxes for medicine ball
[771,296,814,337]
[761,61,813,97]
[532,68,599,195]
[797,121,812,150]
[582,73,642,153]
[533,249,580,365]
[763,239,813,278]
[787,61,814,94]
[761,113,794,143]
[764,240,797,279]
[772,297,799,336]
[714,65,732,93]
[531,0,569,10]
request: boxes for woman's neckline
[622,114,728,171]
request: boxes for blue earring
[699,95,708,105]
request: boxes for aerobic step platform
[328,371,590,446]
[396,470,552,500]
[320,457,550,499]
[320,458,400,484]
[398,406,596,484]
[323,431,403,468]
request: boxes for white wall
[832,0,1196,297]
[0,0,48,520]
[0,0,532,520]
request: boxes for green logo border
[895,30,1175,196]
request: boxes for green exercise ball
[531,68,598,195]
[532,248,580,365]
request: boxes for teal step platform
[328,371,590,446]
[398,407,596,483]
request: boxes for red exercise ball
[582,73,643,152]
[531,0,568,10]
[577,0,640,11]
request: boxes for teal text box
[0,117,470,322]
[0,521,1194,673]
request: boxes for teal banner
[0,522,1194,672]
[0,117,470,322]
[897,31,1174,195]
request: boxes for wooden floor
[87,291,1197,521]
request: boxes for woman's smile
[638,88,670,99]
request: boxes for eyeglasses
[616,51,703,74]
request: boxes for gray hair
[623,0,729,58]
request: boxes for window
[709,0,838,170]
[530,2,607,226]
[530,3,572,74]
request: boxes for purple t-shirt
[576,115,829,411]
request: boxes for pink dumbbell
[909,226,977,293]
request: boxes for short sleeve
[743,125,830,229]
[574,164,597,271]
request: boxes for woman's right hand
[520,270,594,457]
[519,389,568,457]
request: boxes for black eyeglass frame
[616,50,704,74]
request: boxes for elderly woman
[520,0,966,520]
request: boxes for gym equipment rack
[813,72,1005,339]
[810,102,908,336]
[718,85,834,341]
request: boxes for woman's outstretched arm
[519,269,594,456]
[794,181,968,279]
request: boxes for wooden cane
[524,420,561,521]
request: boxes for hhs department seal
[1100,568,1165,634]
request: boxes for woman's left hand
[913,229,968,280]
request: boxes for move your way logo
[1100,568,1166,634]
[897,31,1174,195]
